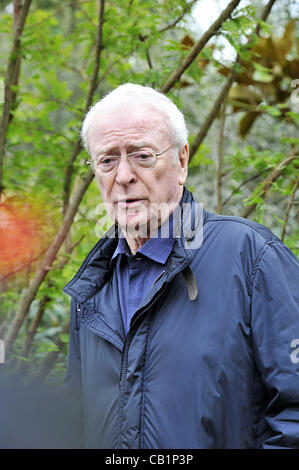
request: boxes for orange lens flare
[0,197,54,281]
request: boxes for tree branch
[216,101,227,214]
[281,175,299,241]
[138,0,198,42]
[35,318,70,383]
[13,0,22,25]
[158,0,198,35]
[146,48,153,69]
[241,148,299,219]
[188,0,278,161]
[19,295,50,363]
[255,0,277,35]
[189,71,235,160]
[222,167,269,207]
[63,0,105,214]
[44,98,83,114]
[16,233,85,374]
[0,0,33,194]
[159,0,241,94]
[26,0,96,30]
[14,121,77,143]
[0,247,49,283]
[11,1,23,115]
[4,170,94,354]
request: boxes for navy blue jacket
[63,188,299,448]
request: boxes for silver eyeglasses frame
[86,144,175,174]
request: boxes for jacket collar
[63,187,206,304]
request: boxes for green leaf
[9,354,30,363]
[189,144,213,168]
[36,341,59,353]
[59,333,69,344]
[260,105,282,117]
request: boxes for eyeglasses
[87,145,175,175]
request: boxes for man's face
[88,103,189,236]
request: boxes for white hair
[81,83,189,156]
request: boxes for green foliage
[189,144,213,169]
[221,5,257,54]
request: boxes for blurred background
[0,0,298,384]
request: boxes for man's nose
[115,157,136,185]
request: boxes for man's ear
[178,144,189,185]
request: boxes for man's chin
[118,216,156,239]
[116,205,174,238]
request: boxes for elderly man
[63,83,299,449]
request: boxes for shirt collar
[111,235,131,262]
[111,212,175,266]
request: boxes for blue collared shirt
[111,220,174,335]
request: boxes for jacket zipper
[116,281,169,448]
[115,249,194,447]
[139,317,153,449]
[117,329,134,448]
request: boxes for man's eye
[100,157,114,165]
[136,153,151,160]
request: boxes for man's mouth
[117,199,145,208]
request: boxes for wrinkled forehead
[87,101,172,149]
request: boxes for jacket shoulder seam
[248,240,282,297]
[204,217,276,243]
